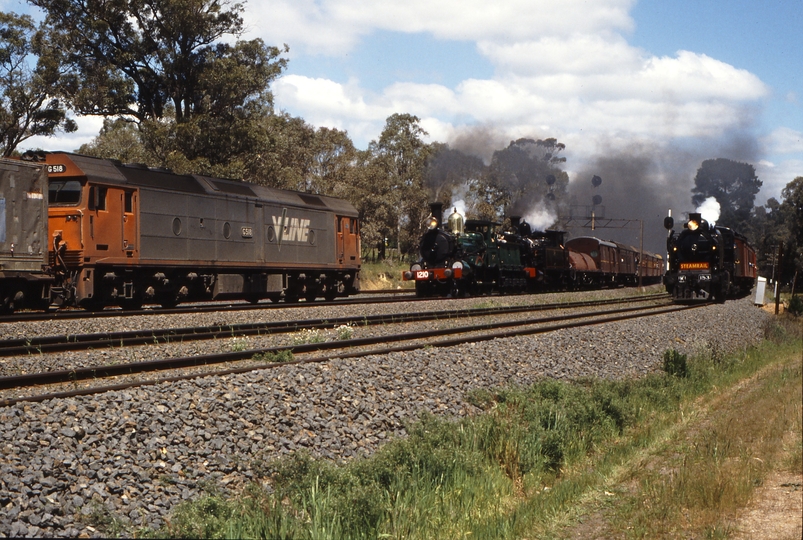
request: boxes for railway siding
[0,295,770,537]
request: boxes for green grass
[152,316,801,540]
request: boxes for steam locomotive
[663,212,756,302]
[402,202,663,297]
[0,152,361,312]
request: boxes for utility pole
[775,243,783,315]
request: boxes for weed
[229,336,249,352]
[292,328,325,345]
[334,324,354,341]
[663,349,689,378]
[79,501,128,537]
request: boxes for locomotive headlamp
[427,215,439,230]
[452,261,463,270]
[687,219,699,231]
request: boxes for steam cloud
[428,126,762,255]
[696,196,721,225]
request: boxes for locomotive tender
[0,152,361,311]
[663,212,756,302]
[403,202,662,297]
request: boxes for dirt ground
[729,468,803,540]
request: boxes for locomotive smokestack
[429,202,444,227]
[509,216,521,229]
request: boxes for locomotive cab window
[89,186,108,211]
[350,218,358,235]
[48,180,82,206]
[124,191,134,213]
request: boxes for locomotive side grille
[49,250,84,267]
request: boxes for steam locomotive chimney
[429,202,444,227]
[509,216,521,229]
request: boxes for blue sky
[11,0,802,210]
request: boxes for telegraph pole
[775,243,783,315]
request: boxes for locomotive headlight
[687,220,699,231]
[427,216,439,230]
[452,261,463,270]
[677,275,687,283]
[411,263,422,272]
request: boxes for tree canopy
[28,0,287,173]
[691,158,762,231]
[0,11,75,156]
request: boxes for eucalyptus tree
[484,137,569,220]
[367,113,434,258]
[0,11,75,156]
[691,158,762,231]
[29,0,287,172]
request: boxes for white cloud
[762,127,803,155]
[262,0,770,161]
[21,116,105,154]
[245,0,637,55]
[755,158,803,205]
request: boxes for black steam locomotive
[403,202,663,297]
[663,212,757,302]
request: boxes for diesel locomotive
[663,212,756,302]
[403,202,663,297]
[0,152,361,312]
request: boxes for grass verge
[359,260,413,290]
[152,316,801,540]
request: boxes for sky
[9,0,803,237]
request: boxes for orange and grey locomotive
[1,152,361,311]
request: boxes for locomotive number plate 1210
[415,270,430,280]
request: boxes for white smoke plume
[524,204,558,231]
[696,196,721,225]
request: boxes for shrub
[787,295,803,316]
[663,349,689,378]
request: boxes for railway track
[0,289,418,323]
[0,293,669,357]
[1,294,694,406]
